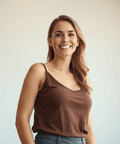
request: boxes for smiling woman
[47,16,93,94]
[15,15,95,144]
[47,20,79,59]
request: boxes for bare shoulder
[26,63,45,88]
[29,63,45,74]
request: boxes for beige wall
[0,0,120,143]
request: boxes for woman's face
[48,20,79,58]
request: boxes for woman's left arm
[85,111,95,144]
[85,76,95,144]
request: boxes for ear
[47,37,52,47]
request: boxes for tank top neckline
[41,63,83,92]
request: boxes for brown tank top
[32,63,92,137]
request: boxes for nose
[61,35,69,43]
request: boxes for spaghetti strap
[41,63,47,71]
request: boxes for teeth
[60,45,71,49]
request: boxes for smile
[59,45,72,49]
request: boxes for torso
[39,62,82,92]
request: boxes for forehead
[53,21,75,33]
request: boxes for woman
[15,15,95,144]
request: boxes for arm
[15,63,44,144]
[85,76,95,144]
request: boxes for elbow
[15,118,26,131]
[15,111,31,129]
[15,114,29,128]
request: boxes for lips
[59,45,72,49]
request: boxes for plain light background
[0,0,120,144]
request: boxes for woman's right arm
[15,63,44,144]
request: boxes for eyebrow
[55,30,75,33]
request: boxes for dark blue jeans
[34,130,86,144]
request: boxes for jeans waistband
[37,130,86,142]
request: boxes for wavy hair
[47,15,93,95]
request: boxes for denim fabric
[34,130,86,144]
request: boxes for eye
[69,33,75,36]
[55,33,62,37]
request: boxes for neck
[50,56,72,73]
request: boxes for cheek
[72,39,78,45]
[52,37,60,45]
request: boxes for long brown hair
[47,15,93,95]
